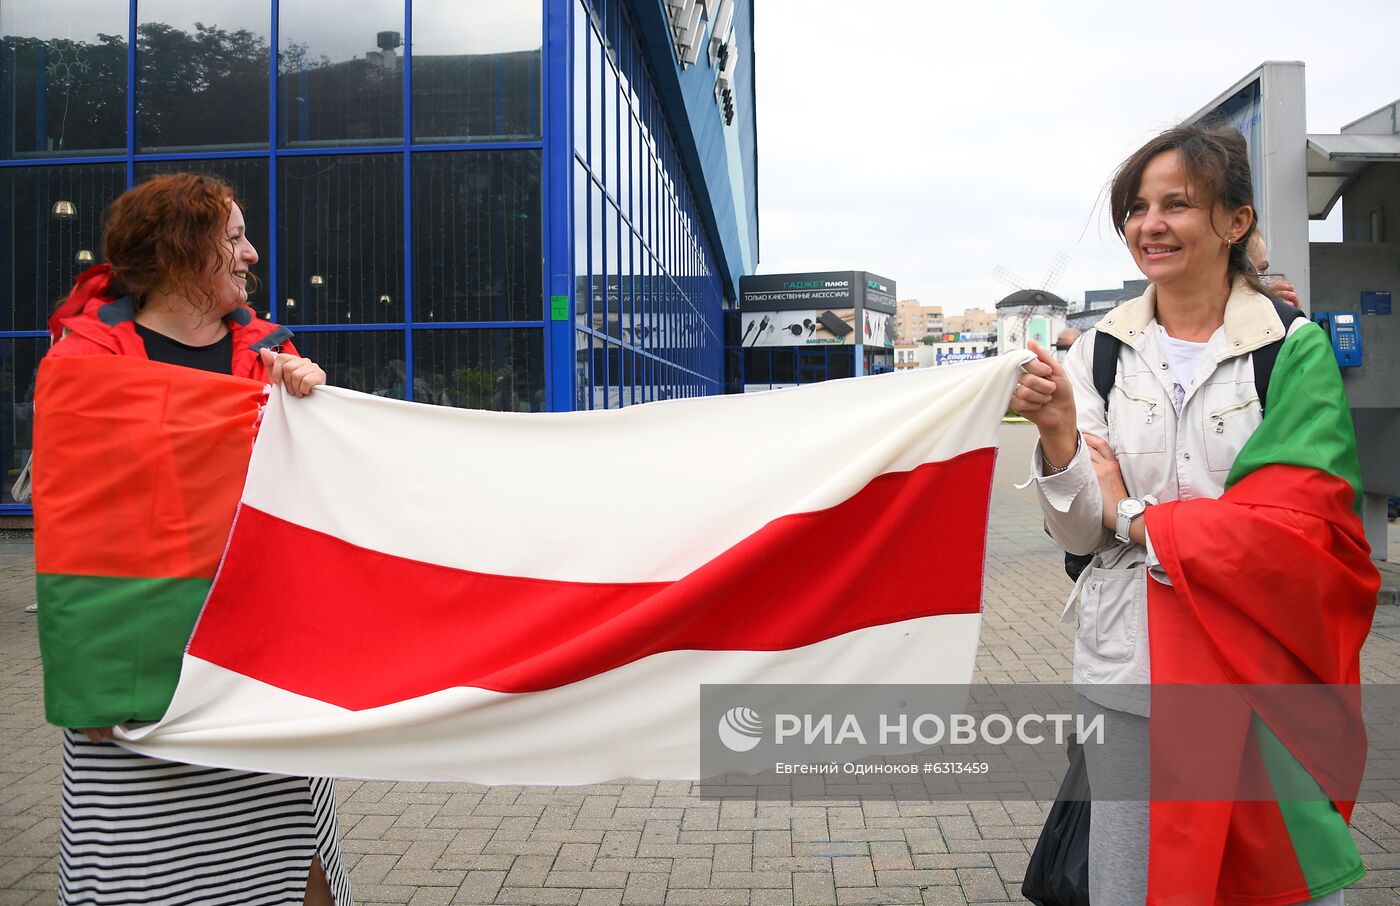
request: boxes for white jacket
[1027,280,1309,714]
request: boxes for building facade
[1068,278,1147,331]
[0,0,760,513]
[943,307,995,335]
[733,270,896,391]
[894,298,942,344]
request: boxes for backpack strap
[1064,329,1122,582]
[1251,300,1306,414]
[1091,330,1121,412]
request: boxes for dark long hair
[1109,124,1274,299]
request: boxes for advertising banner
[861,309,894,348]
[739,273,858,312]
[741,309,856,346]
[740,271,897,349]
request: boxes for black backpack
[1062,300,1305,581]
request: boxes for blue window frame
[0,0,731,513]
[570,0,723,409]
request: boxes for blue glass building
[0,0,760,514]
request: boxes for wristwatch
[1115,497,1148,543]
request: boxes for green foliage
[451,367,513,411]
[136,22,271,148]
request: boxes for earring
[1224,236,1236,247]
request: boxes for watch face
[1119,498,1146,517]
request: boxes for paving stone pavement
[3,423,1399,905]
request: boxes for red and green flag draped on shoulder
[1143,322,1381,906]
[33,355,264,728]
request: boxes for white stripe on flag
[120,614,981,783]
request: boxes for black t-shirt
[135,323,234,375]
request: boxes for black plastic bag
[1022,738,1091,905]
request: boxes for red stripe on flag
[190,448,994,710]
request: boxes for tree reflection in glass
[1,1,128,157]
[278,0,403,147]
[411,0,542,143]
[136,1,270,151]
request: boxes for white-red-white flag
[120,353,1030,783]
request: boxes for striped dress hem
[59,730,353,906]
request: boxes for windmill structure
[991,253,1072,355]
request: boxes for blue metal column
[268,0,280,323]
[125,0,136,186]
[401,0,415,399]
[543,0,575,411]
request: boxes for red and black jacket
[46,264,297,380]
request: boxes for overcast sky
[752,0,1400,313]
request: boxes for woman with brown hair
[1013,126,1375,904]
[44,173,351,905]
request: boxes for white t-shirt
[1156,323,1209,413]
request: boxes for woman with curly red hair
[45,173,350,905]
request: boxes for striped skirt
[59,730,354,905]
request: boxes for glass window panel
[278,153,404,325]
[573,161,589,328]
[632,232,642,333]
[725,346,742,395]
[604,0,619,56]
[135,158,271,316]
[1,2,127,158]
[413,327,544,412]
[572,0,587,156]
[1,337,44,503]
[574,327,589,411]
[0,163,125,331]
[411,0,541,143]
[626,33,641,112]
[630,116,641,226]
[743,348,767,388]
[289,328,405,397]
[603,341,621,408]
[590,181,603,334]
[723,309,740,346]
[798,349,827,385]
[828,350,855,381]
[615,11,628,103]
[602,60,616,197]
[604,199,620,339]
[636,243,649,351]
[771,347,798,386]
[638,147,649,248]
[588,330,605,409]
[278,0,403,147]
[587,24,602,169]
[412,149,541,323]
[617,108,629,220]
[616,224,629,343]
[622,347,635,407]
[137,0,270,152]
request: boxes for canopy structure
[1307,132,1400,219]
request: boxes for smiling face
[1123,150,1251,292]
[210,201,259,314]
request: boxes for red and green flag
[1144,323,1380,905]
[33,355,264,728]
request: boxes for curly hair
[103,173,245,313]
[1109,124,1274,299]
